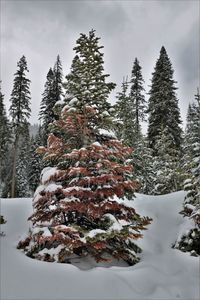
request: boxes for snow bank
[0,192,199,300]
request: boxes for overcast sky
[1,0,199,128]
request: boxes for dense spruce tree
[152,126,183,195]
[15,125,31,197]
[40,57,63,145]
[52,55,63,103]
[147,46,182,155]
[174,90,200,256]
[18,31,151,266]
[39,68,55,145]
[62,29,116,128]
[129,58,146,138]
[0,83,11,194]
[114,77,133,144]
[9,56,31,198]
[28,129,43,194]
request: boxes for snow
[0,191,199,300]
[99,128,116,138]
[41,167,58,184]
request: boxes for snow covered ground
[0,191,199,300]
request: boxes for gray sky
[1,0,199,128]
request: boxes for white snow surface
[0,191,199,300]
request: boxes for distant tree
[28,129,43,194]
[0,82,11,194]
[15,125,31,197]
[147,46,182,155]
[129,58,146,138]
[114,77,133,144]
[152,126,183,195]
[9,56,31,198]
[173,89,200,256]
[39,68,55,145]
[52,55,63,103]
[40,56,63,145]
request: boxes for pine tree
[152,126,183,195]
[147,46,182,155]
[131,137,156,195]
[18,31,151,265]
[0,82,11,194]
[129,58,146,138]
[52,55,63,103]
[15,127,31,197]
[9,56,31,198]
[114,77,133,144]
[40,56,63,145]
[173,89,200,256]
[28,130,43,195]
[39,68,55,145]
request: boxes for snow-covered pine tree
[152,126,183,195]
[28,129,44,195]
[0,82,11,194]
[114,77,132,143]
[129,58,146,139]
[18,30,151,265]
[52,55,63,104]
[15,125,31,197]
[40,57,63,145]
[131,137,156,195]
[147,46,182,155]
[18,103,152,265]
[39,68,56,145]
[174,89,200,256]
[9,56,31,198]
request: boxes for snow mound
[0,191,199,300]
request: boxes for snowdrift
[0,191,199,300]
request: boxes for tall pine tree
[129,58,146,139]
[18,30,151,266]
[40,56,63,145]
[0,82,11,195]
[174,89,200,256]
[147,46,182,155]
[9,56,31,198]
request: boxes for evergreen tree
[152,126,183,195]
[129,58,146,138]
[52,55,63,103]
[173,89,200,256]
[0,82,11,194]
[18,31,151,266]
[9,55,31,198]
[15,127,31,197]
[131,137,156,195]
[40,57,63,145]
[39,68,55,145]
[28,130,43,194]
[147,46,182,155]
[114,77,133,144]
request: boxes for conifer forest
[0,1,199,299]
